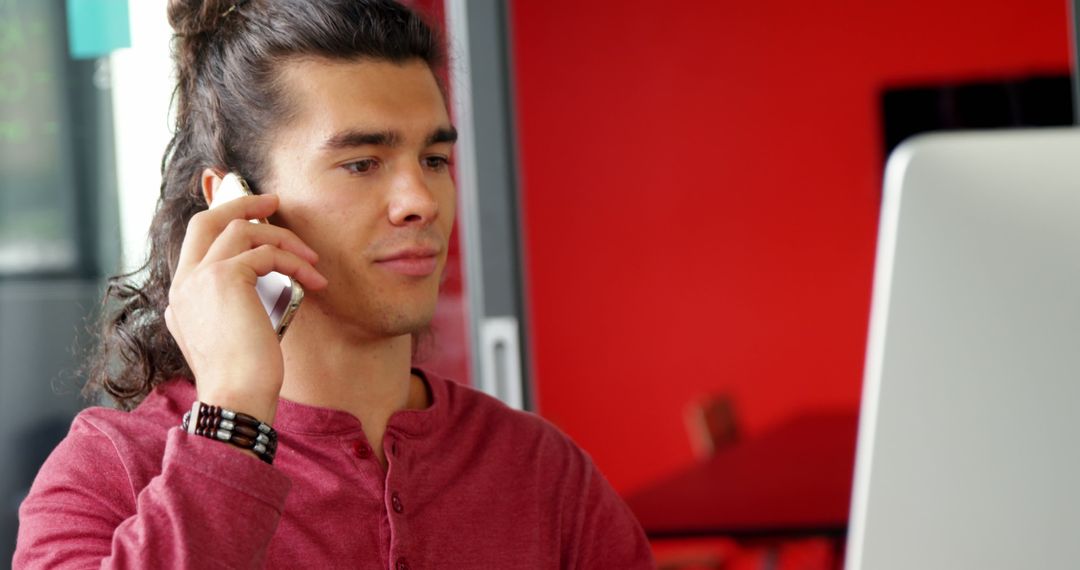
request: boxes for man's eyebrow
[321,125,458,151]
[322,129,400,150]
[426,126,458,146]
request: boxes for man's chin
[346,306,436,340]
[378,314,435,338]
[301,289,438,338]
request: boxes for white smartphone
[209,173,304,340]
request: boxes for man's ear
[200,168,225,206]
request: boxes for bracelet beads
[182,402,278,464]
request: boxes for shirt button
[391,492,404,513]
[353,441,372,459]
[395,559,409,570]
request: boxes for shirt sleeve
[572,463,656,570]
[14,417,292,569]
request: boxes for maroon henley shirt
[14,367,654,569]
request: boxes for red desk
[626,411,859,539]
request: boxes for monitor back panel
[847,128,1080,570]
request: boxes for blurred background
[1,0,1075,567]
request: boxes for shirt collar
[161,366,448,439]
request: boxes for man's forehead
[277,57,450,144]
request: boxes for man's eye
[424,156,451,170]
[343,159,377,174]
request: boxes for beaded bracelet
[182,401,278,464]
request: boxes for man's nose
[387,164,439,226]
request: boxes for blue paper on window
[65,0,130,59]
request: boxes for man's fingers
[229,245,329,291]
[203,220,319,267]
[177,194,280,273]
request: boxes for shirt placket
[383,430,412,570]
[342,433,392,568]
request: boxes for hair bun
[167,0,238,35]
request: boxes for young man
[13,1,654,568]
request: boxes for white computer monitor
[846,128,1080,570]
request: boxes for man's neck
[277,307,429,468]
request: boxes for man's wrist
[183,400,279,464]
[196,388,278,427]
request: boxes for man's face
[264,57,456,340]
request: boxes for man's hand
[164,194,327,425]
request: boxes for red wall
[510,0,1070,494]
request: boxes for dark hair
[85,0,446,410]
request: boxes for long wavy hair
[85,0,445,410]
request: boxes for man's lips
[374,247,440,277]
